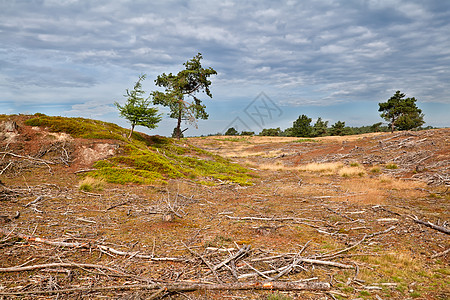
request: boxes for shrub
[386,163,398,169]
[78,177,105,192]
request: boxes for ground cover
[0,115,448,299]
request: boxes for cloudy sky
[1,0,449,136]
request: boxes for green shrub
[386,163,398,169]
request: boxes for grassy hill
[20,114,254,186]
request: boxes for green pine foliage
[115,74,162,138]
[379,91,425,132]
[152,53,217,139]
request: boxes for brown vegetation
[0,115,448,299]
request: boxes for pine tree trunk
[176,102,182,140]
[128,124,135,139]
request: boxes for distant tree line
[224,91,429,137]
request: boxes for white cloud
[0,0,449,130]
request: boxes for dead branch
[211,244,251,271]
[0,152,56,165]
[97,245,186,262]
[106,200,130,211]
[0,161,12,175]
[24,195,45,207]
[320,235,367,259]
[270,241,311,281]
[0,228,89,248]
[225,215,295,221]
[431,248,450,258]
[0,262,127,275]
[74,168,97,174]
[366,226,397,238]
[411,216,450,235]
[0,281,331,296]
[297,258,353,269]
[0,228,185,261]
[181,241,222,283]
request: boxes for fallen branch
[211,244,251,271]
[0,152,56,165]
[411,216,450,235]
[0,228,184,261]
[225,215,295,222]
[0,228,89,248]
[0,262,127,275]
[182,241,222,283]
[431,248,450,259]
[0,281,331,296]
[24,195,45,207]
[97,245,185,262]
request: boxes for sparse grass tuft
[370,166,381,174]
[386,163,398,169]
[78,176,105,192]
[298,162,343,173]
[338,166,366,177]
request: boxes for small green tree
[378,91,425,133]
[259,128,282,136]
[240,131,255,136]
[312,117,328,137]
[152,53,217,139]
[225,127,239,136]
[291,114,313,137]
[329,121,346,136]
[115,75,161,138]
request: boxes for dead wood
[97,245,186,262]
[0,227,89,248]
[0,262,127,274]
[0,281,331,296]
[211,244,251,271]
[106,200,131,211]
[411,216,450,235]
[431,248,450,258]
[296,258,353,269]
[24,195,45,207]
[182,241,223,283]
[74,168,97,174]
[225,215,295,221]
[0,228,185,261]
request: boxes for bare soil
[0,116,448,299]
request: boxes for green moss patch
[90,142,254,186]
[25,114,128,141]
[25,114,254,186]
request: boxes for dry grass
[338,166,366,177]
[78,176,105,192]
[2,120,448,300]
[298,162,344,173]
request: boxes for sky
[1,0,449,136]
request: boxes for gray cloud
[0,0,449,131]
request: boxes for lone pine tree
[115,75,161,138]
[152,53,217,139]
[379,91,424,133]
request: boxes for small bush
[386,163,398,169]
[370,167,381,174]
[339,166,366,177]
[298,162,343,173]
[79,177,105,192]
[350,162,360,167]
